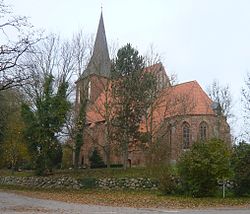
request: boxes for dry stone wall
[0,176,158,190]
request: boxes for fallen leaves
[1,187,250,210]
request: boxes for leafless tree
[242,73,250,139]
[207,80,233,120]
[0,0,41,91]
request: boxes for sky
[7,0,250,138]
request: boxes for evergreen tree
[231,141,250,196]
[21,75,70,175]
[111,43,154,169]
[89,148,105,168]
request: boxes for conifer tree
[111,43,154,169]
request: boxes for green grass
[0,167,155,179]
[54,167,154,179]
[0,169,34,177]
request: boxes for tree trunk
[122,142,128,170]
[104,126,111,168]
[74,148,80,169]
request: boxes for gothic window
[168,125,172,147]
[182,122,190,149]
[88,80,91,100]
[200,122,208,141]
[77,89,81,104]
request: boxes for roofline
[164,113,217,120]
[171,80,197,88]
[75,73,110,84]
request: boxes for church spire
[83,11,111,78]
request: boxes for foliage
[2,111,30,171]
[73,95,87,168]
[21,75,70,175]
[147,164,177,195]
[78,177,97,188]
[89,148,106,169]
[231,141,250,196]
[0,89,30,170]
[111,43,155,169]
[178,139,231,197]
[61,144,73,169]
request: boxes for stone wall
[0,176,158,190]
[0,176,80,189]
[97,178,158,190]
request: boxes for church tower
[76,12,110,105]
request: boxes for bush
[231,141,250,196]
[158,165,178,194]
[89,148,106,169]
[110,164,123,168]
[178,139,231,197]
[78,177,97,188]
[147,164,177,194]
[61,145,73,169]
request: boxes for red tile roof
[85,65,215,132]
[140,81,215,132]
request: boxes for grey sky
[8,0,250,138]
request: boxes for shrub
[89,148,106,169]
[61,145,73,169]
[147,164,177,194]
[79,177,97,188]
[158,165,178,194]
[231,141,250,196]
[110,164,123,168]
[178,139,231,197]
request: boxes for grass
[1,168,250,209]
[0,185,250,209]
[54,167,155,179]
[0,169,34,177]
[0,167,156,179]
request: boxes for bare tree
[0,0,41,91]
[207,80,233,120]
[242,73,250,139]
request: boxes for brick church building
[75,13,230,167]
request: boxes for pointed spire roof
[83,12,111,78]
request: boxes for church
[75,12,230,167]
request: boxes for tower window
[77,89,81,104]
[200,122,208,141]
[182,122,190,149]
[88,81,91,100]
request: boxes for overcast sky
[8,0,250,138]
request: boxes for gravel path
[0,191,250,214]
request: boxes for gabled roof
[140,80,215,132]
[82,12,111,79]
[157,80,215,118]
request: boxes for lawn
[0,167,157,179]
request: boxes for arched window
[199,122,208,141]
[77,89,81,104]
[168,125,172,147]
[182,122,190,149]
[87,80,91,100]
